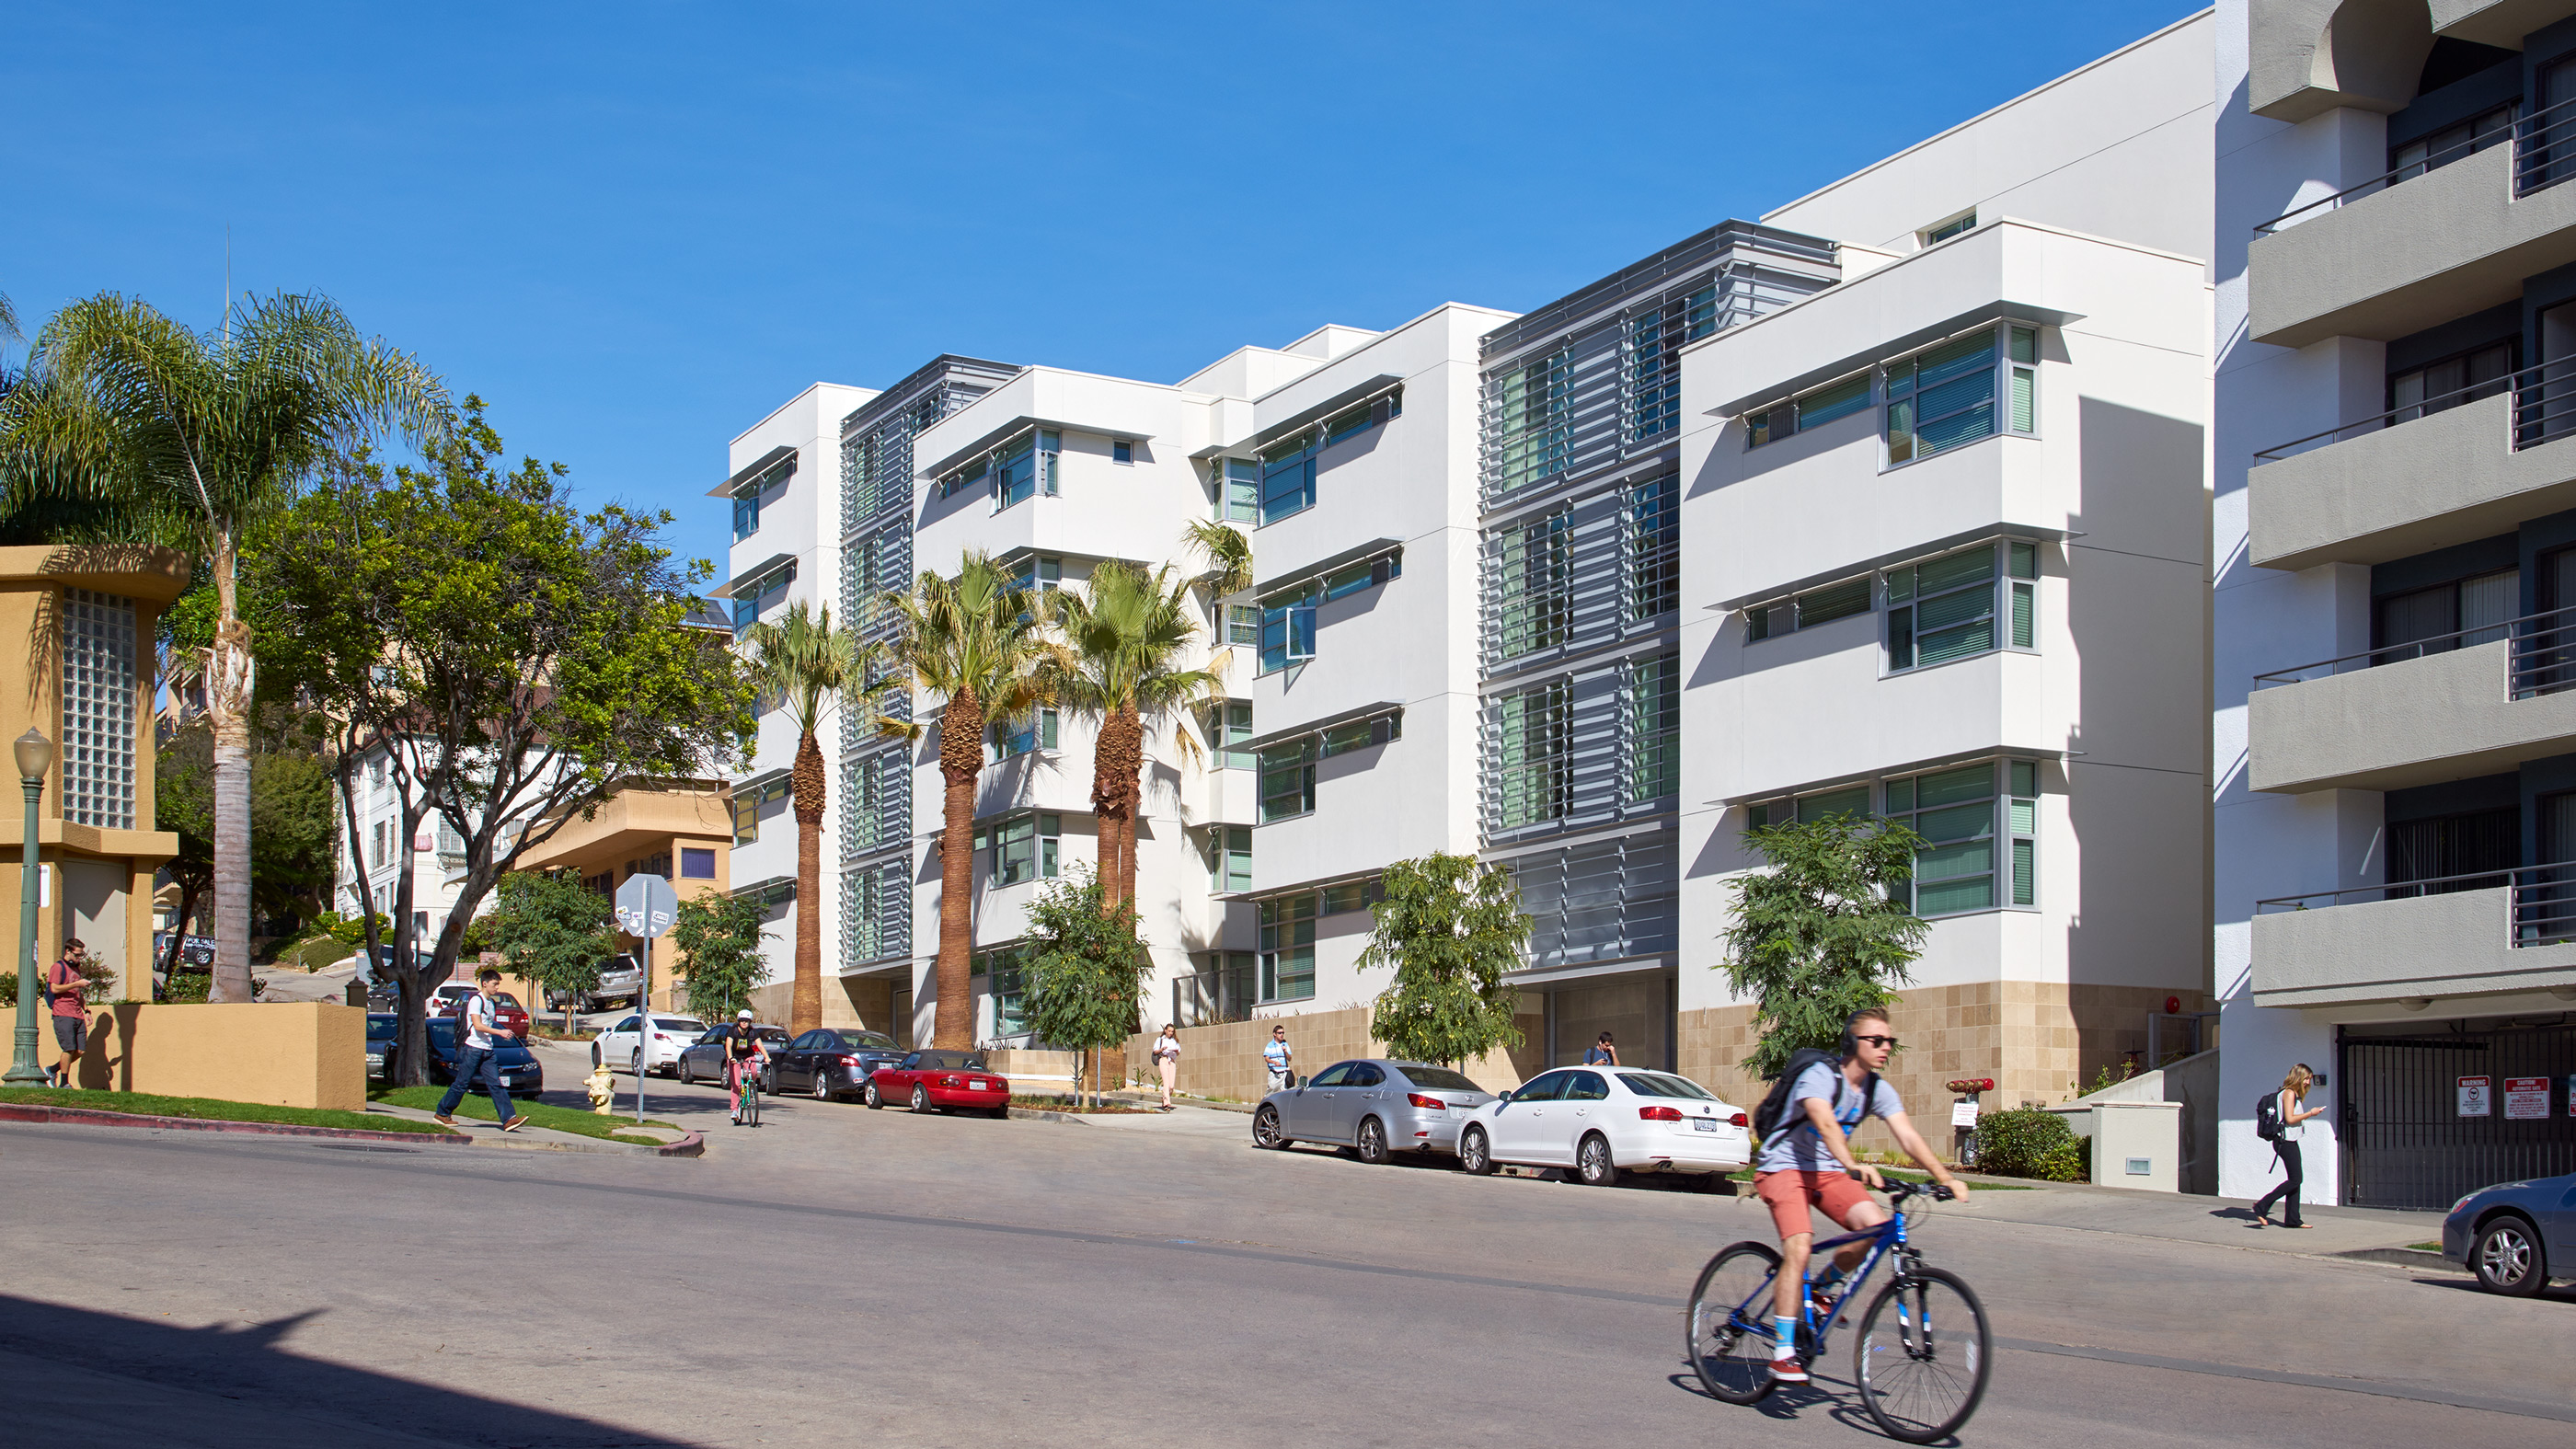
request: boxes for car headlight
[2449,1191,2480,1216]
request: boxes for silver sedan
[1251,1059,1498,1164]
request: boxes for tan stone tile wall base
[1677,982,2205,1165]
[1125,1008,1532,1106]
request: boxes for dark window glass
[1307,1063,1354,1088]
[1346,1064,1385,1087]
[2387,807,2517,895]
[1396,1065,1481,1091]
[1514,1071,1571,1101]
[1564,1071,1610,1101]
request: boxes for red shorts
[1755,1169,1873,1240]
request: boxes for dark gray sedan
[2443,1169,2576,1295]
[1251,1059,1498,1165]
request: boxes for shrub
[1972,1107,2086,1181]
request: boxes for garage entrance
[2338,1019,2575,1210]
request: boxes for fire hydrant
[586,1064,618,1115]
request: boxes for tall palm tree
[742,599,875,1033]
[1049,560,1228,912]
[881,552,1059,1048]
[0,293,447,1000]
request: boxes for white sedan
[592,1013,708,1077]
[1455,1065,1751,1189]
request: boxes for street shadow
[2409,1276,2576,1304]
[0,1294,693,1447]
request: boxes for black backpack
[1753,1047,1880,1154]
[2254,1090,2283,1142]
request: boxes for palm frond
[740,599,857,739]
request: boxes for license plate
[970,1079,991,1089]
[1693,1118,1719,1132]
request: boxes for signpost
[2503,1076,2550,1121]
[2456,1075,2492,1118]
[614,874,679,1127]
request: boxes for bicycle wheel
[1854,1266,1990,1443]
[742,1080,761,1129]
[1685,1241,1783,1405]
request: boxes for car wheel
[1576,1133,1620,1188]
[591,1044,602,1068]
[1253,1104,1290,1150]
[2474,1216,2548,1296]
[865,1082,883,1110]
[1355,1116,1390,1166]
[677,1058,695,1087]
[761,1068,776,1096]
[810,1069,832,1102]
[1458,1125,1496,1176]
[911,1085,930,1113]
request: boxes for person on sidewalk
[1262,1025,1293,1093]
[432,968,529,1132]
[1582,1032,1619,1067]
[45,938,89,1088]
[1152,1024,1181,1110]
[2252,1063,2326,1229]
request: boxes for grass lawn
[1007,1094,1154,1114]
[0,1086,458,1135]
[2409,1241,2444,1252]
[372,1086,676,1144]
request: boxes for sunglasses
[1853,1034,1899,1049]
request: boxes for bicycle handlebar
[1879,1178,1956,1203]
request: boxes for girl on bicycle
[722,1010,772,1125]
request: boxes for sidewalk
[362,1100,682,1155]
[1934,1175,2441,1259]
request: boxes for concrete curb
[2331,1246,2456,1271]
[1008,1106,1092,1123]
[653,1131,707,1157]
[0,1101,467,1145]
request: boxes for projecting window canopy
[708,444,798,500]
[1714,302,2079,421]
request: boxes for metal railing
[2249,355,2576,463]
[2250,93,2576,236]
[2255,862,2576,947]
[2251,602,2576,691]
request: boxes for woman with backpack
[2251,1064,2327,1228]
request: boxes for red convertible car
[865,1050,1010,1117]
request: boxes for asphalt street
[3,1056,2569,1449]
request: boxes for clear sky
[4,1,2202,560]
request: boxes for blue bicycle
[1686,1179,1991,1443]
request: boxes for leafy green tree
[1357,853,1530,1069]
[259,401,753,1084]
[669,892,770,1025]
[881,552,1059,1048]
[492,869,615,1033]
[741,600,876,1033]
[154,711,339,974]
[1720,813,1929,1080]
[1019,868,1151,1108]
[0,292,446,999]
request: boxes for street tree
[1019,868,1151,1108]
[261,401,753,1084]
[1720,811,1929,1080]
[1356,853,1530,1069]
[881,552,1058,1048]
[669,892,769,1025]
[153,710,338,976]
[492,869,615,1034]
[741,599,875,1032]
[0,292,446,999]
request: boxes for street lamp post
[7,729,54,1086]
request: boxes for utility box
[2054,1100,2182,1193]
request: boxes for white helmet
[736,1009,753,1021]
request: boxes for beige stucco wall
[64,1001,367,1111]
[2251,886,2576,1006]
[2247,639,2576,793]
[1123,1006,1530,1105]
[2248,395,2576,570]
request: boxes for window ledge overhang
[1238,699,1403,756]
[708,445,798,500]
[1711,745,2068,810]
[917,415,1156,481]
[1710,523,2077,616]
[712,552,796,601]
[1238,374,1405,457]
[1252,538,1402,603]
[1708,301,2083,420]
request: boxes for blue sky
[4,1,2200,556]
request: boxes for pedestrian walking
[432,967,530,1132]
[45,938,90,1088]
[1582,1032,1619,1067]
[1152,1023,1181,1110]
[1262,1024,1294,1093]
[2252,1063,2326,1229]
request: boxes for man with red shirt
[46,937,91,1088]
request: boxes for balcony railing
[2255,862,2576,947]
[2250,356,2576,463]
[2252,93,2576,236]
[2251,602,2576,690]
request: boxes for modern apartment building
[2218,0,2576,1209]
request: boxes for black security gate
[2339,1022,2576,1210]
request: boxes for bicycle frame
[1723,1197,1917,1348]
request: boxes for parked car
[430,983,533,1040]
[423,1018,546,1098]
[364,1011,398,1082]
[593,1013,709,1076]
[153,932,216,969]
[766,1028,906,1101]
[1444,1065,1749,1189]
[544,953,645,1014]
[1250,1059,1501,1164]
[865,1050,1009,1116]
[674,1024,789,1086]
[2443,1169,2575,1295]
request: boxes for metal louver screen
[1510,829,1679,970]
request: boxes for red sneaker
[1770,1356,1810,1384]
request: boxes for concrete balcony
[2248,637,2576,793]
[2247,391,2576,570]
[2248,144,2576,350]
[2252,883,2576,1009]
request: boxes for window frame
[1259,739,1317,823]
[1258,893,1317,1004]
[994,707,1059,760]
[1882,324,2040,470]
[1881,759,2041,917]
[1878,538,2041,676]
[1205,824,1252,893]
[1921,210,1978,246]
[978,811,1063,888]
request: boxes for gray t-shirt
[1756,1062,1904,1174]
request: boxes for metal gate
[2339,1022,2576,1211]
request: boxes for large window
[730,560,795,634]
[1489,680,1570,829]
[2390,341,2514,425]
[731,776,789,845]
[1254,391,1399,527]
[1745,373,1873,449]
[1884,760,2039,915]
[974,947,1029,1036]
[2391,104,2516,182]
[1176,952,1256,1026]
[1884,326,2038,466]
[2375,567,2516,660]
[1259,740,1316,822]
[1484,349,1570,500]
[61,589,137,830]
[1624,654,1678,803]
[1257,552,1398,673]
[840,750,906,858]
[1493,509,1570,658]
[978,812,1061,887]
[1206,700,1254,768]
[1215,458,1259,523]
[1259,894,1317,1002]
[1205,826,1251,892]
[843,858,908,965]
[1884,540,2039,673]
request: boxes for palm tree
[1049,560,1228,912]
[0,293,446,1000]
[742,599,876,1033]
[881,552,1059,1048]
[1183,518,1251,600]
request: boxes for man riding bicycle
[1753,1007,1967,1385]
[721,1009,771,1125]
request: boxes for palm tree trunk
[934,686,983,1049]
[204,538,259,1002]
[790,728,826,1032]
[1093,704,1142,910]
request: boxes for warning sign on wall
[2457,1075,2493,1117]
[2504,1077,2551,1120]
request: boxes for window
[1207,700,1254,768]
[680,848,716,880]
[1112,438,1133,466]
[732,491,761,542]
[940,455,988,499]
[1259,593,1317,674]
[730,776,789,845]
[1320,712,1400,756]
[995,708,1059,759]
[1489,680,1569,829]
[1492,509,1570,658]
[1884,326,2037,466]
[844,857,909,964]
[1883,760,2039,915]
[1226,605,1260,649]
[1259,894,1317,1002]
[1325,392,1398,446]
[994,432,1054,510]
[1625,654,1678,802]
[1746,374,1873,448]
[1009,556,1063,592]
[1883,540,2039,673]
[1321,877,1385,914]
[2391,341,2514,425]
[1746,575,1872,641]
[1176,951,1255,1026]
[730,559,796,633]
[979,812,1061,887]
[2375,567,2517,660]
[1259,740,1317,822]
[1627,473,1678,620]
[1260,434,1318,523]
[1746,784,1871,829]
[1216,459,1259,523]
[2391,104,2516,182]
[1206,826,1251,892]
[974,947,1029,1036]
[843,751,907,858]
[1483,349,1570,500]
[1922,211,1978,245]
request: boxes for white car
[592,1013,708,1076]
[1455,1065,1751,1189]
